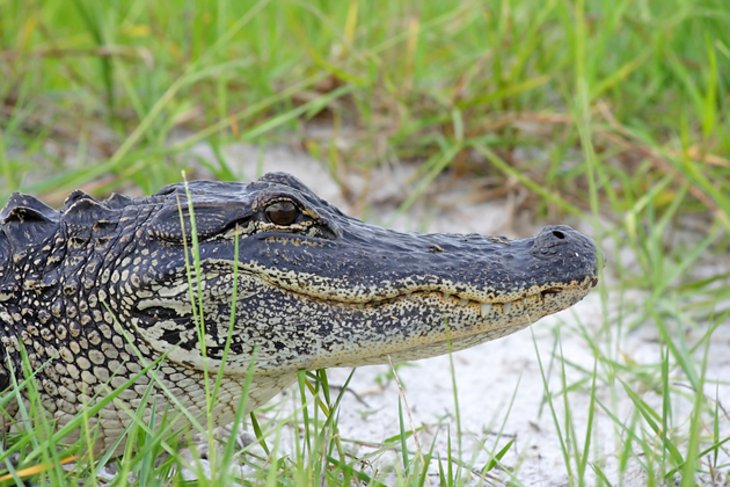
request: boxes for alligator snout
[529,225,598,282]
[532,225,595,256]
[533,225,598,263]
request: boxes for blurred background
[2,0,727,209]
[1,0,728,485]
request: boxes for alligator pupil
[265,201,299,226]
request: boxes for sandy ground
[177,142,730,486]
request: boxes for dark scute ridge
[63,197,115,226]
[104,193,134,209]
[62,189,98,210]
[1,193,59,225]
[1,194,59,249]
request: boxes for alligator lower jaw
[283,277,597,369]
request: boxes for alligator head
[127,173,598,370]
[0,172,598,452]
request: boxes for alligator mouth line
[252,271,597,317]
[356,281,593,316]
[190,260,597,317]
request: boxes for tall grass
[1,0,728,484]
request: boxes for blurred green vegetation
[1,0,727,218]
[1,0,729,485]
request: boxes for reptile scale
[0,172,598,454]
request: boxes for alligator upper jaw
[198,223,599,307]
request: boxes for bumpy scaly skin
[0,172,598,453]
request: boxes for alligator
[0,172,598,455]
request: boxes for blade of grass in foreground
[532,328,574,484]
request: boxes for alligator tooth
[480,303,492,316]
[442,291,451,299]
[503,302,512,313]
[459,298,470,306]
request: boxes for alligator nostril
[552,230,565,239]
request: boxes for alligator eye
[265,201,299,226]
